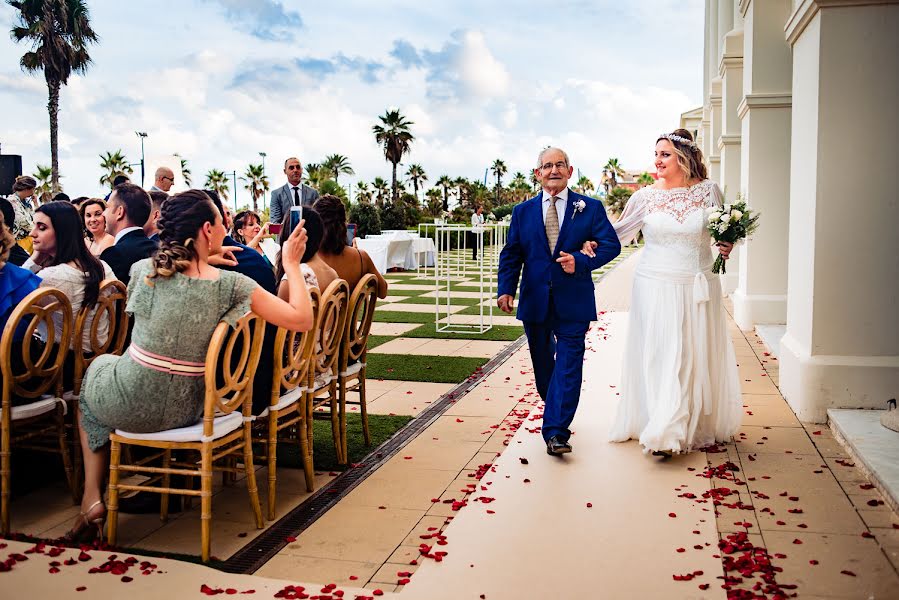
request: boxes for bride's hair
[657,129,708,181]
[146,189,218,284]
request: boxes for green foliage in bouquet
[706,197,761,274]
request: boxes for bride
[585,129,742,456]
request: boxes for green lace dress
[79,259,258,451]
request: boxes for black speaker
[0,155,23,196]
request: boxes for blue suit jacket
[220,236,277,295]
[497,189,620,323]
[101,230,159,286]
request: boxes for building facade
[694,0,898,422]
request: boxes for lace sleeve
[612,188,647,246]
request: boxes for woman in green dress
[67,189,314,541]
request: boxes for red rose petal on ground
[698,583,709,590]
[372,590,384,596]
[76,587,87,592]
[793,539,803,544]
[862,531,875,539]
[809,560,819,565]
[841,570,856,577]
[676,548,686,553]
[121,576,133,583]
[349,576,358,580]
[668,512,677,518]
[284,536,296,543]
[586,502,593,508]
[519,458,528,464]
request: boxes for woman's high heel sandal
[63,500,106,543]
[652,450,673,459]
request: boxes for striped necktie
[545,196,560,252]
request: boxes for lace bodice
[613,180,723,273]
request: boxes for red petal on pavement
[668,512,677,518]
[841,570,856,577]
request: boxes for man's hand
[208,245,242,267]
[556,251,576,274]
[497,294,515,314]
[580,240,598,258]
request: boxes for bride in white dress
[590,130,742,455]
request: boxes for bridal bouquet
[706,199,760,274]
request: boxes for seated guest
[144,191,167,243]
[52,192,71,203]
[100,183,157,285]
[68,189,314,541]
[232,210,270,258]
[205,191,276,295]
[0,208,41,335]
[0,199,30,267]
[314,195,388,298]
[275,207,337,293]
[80,198,115,256]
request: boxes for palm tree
[99,150,133,188]
[637,171,655,187]
[436,175,453,212]
[322,154,354,183]
[454,177,469,210]
[32,163,55,202]
[241,163,269,213]
[490,159,508,204]
[405,163,427,203]
[575,175,595,195]
[603,158,626,193]
[372,109,414,201]
[529,170,541,192]
[303,163,330,189]
[205,169,230,201]
[424,188,443,217]
[372,177,389,206]
[9,0,98,193]
[355,181,372,204]
[509,172,529,202]
[174,153,192,186]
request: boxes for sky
[0,0,705,204]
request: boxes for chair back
[201,313,264,439]
[271,286,321,401]
[0,288,72,405]
[72,279,128,393]
[341,274,378,369]
[315,279,350,380]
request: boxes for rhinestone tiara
[660,133,698,150]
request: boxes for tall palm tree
[9,0,98,193]
[32,163,55,202]
[372,109,414,201]
[576,175,595,195]
[637,171,655,187]
[355,181,372,204]
[405,163,427,203]
[174,153,192,186]
[436,174,453,212]
[490,159,508,204]
[205,169,230,201]
[322,154,354,183]
[529,170,541,192]
[603,157,626,192]
[99,150,133,188]
[241,163,269,213]
[424,188,443,217]
[509,172,529,202]
[371,177,389,206]
[454,177,469,210]
[303,162,329,189]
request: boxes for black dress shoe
[546,436,572,456]
[652,450,673,459]
[117,492,182,514]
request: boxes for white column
[717,14,744,294]
[701,0,719,165]
[708,78,722,183]
[780,1,899,422]
[732,0,793,330]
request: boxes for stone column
[780,1,899,421]
[701,0,719,165]
[708,78,722,183]
[717,7,744,294]
[731,0,793,330]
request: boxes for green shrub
[349,201,381,238]
[492,202,517,220]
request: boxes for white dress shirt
[541,188,569,228]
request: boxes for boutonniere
[572,199,586,220]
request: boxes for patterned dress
[79,259,257,451]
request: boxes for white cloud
[455,31,510,98]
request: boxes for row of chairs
[1,275,379,561]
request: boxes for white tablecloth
[357,232,436,272]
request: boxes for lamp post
[135,131,148,187]
[226,170,238,211]
[258,152,267,209]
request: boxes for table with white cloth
[356,231,436,272]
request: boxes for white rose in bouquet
[731,210,743,221]
[717,222,729,234]
[708,211,722,223]
[719,213,730,223]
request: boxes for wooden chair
[107,312,265,562]
[0,288,75,534]
[254,287,320,520]
[308,279,350,464]
[337,275,379,456]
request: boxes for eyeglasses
[540,161,568,172]
[162,176,175,182]
[286,165,302,171]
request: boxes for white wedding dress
[608,180,742,453]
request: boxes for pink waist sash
[128,344,205,377]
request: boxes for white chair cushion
[115,412,244,443]
[313,374,333,391]
[62,390,78,402]
[258,386,305,418]
[339,362,366,377]
[11,395,66,421]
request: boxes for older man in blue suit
[497,147,621,456]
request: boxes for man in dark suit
[497,147,621,457]
[101,183,157,285]
[270,157,319,225]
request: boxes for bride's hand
[716,241,734,260]
[580,240,598,258]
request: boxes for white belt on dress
[128,344,206,377]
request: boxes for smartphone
[269,223,282,235]
[289,205,303,234]
[346,223,356,245]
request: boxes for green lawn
[398,322,523,341]
[366,354,488,383]
[372,311,436,324]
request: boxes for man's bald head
[154,166,175,192]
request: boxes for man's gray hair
[537,147,570,168]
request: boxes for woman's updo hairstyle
[315,194,348,255]
[147,189,218,283]
[12,175,37,193]
[657,128,708,181]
